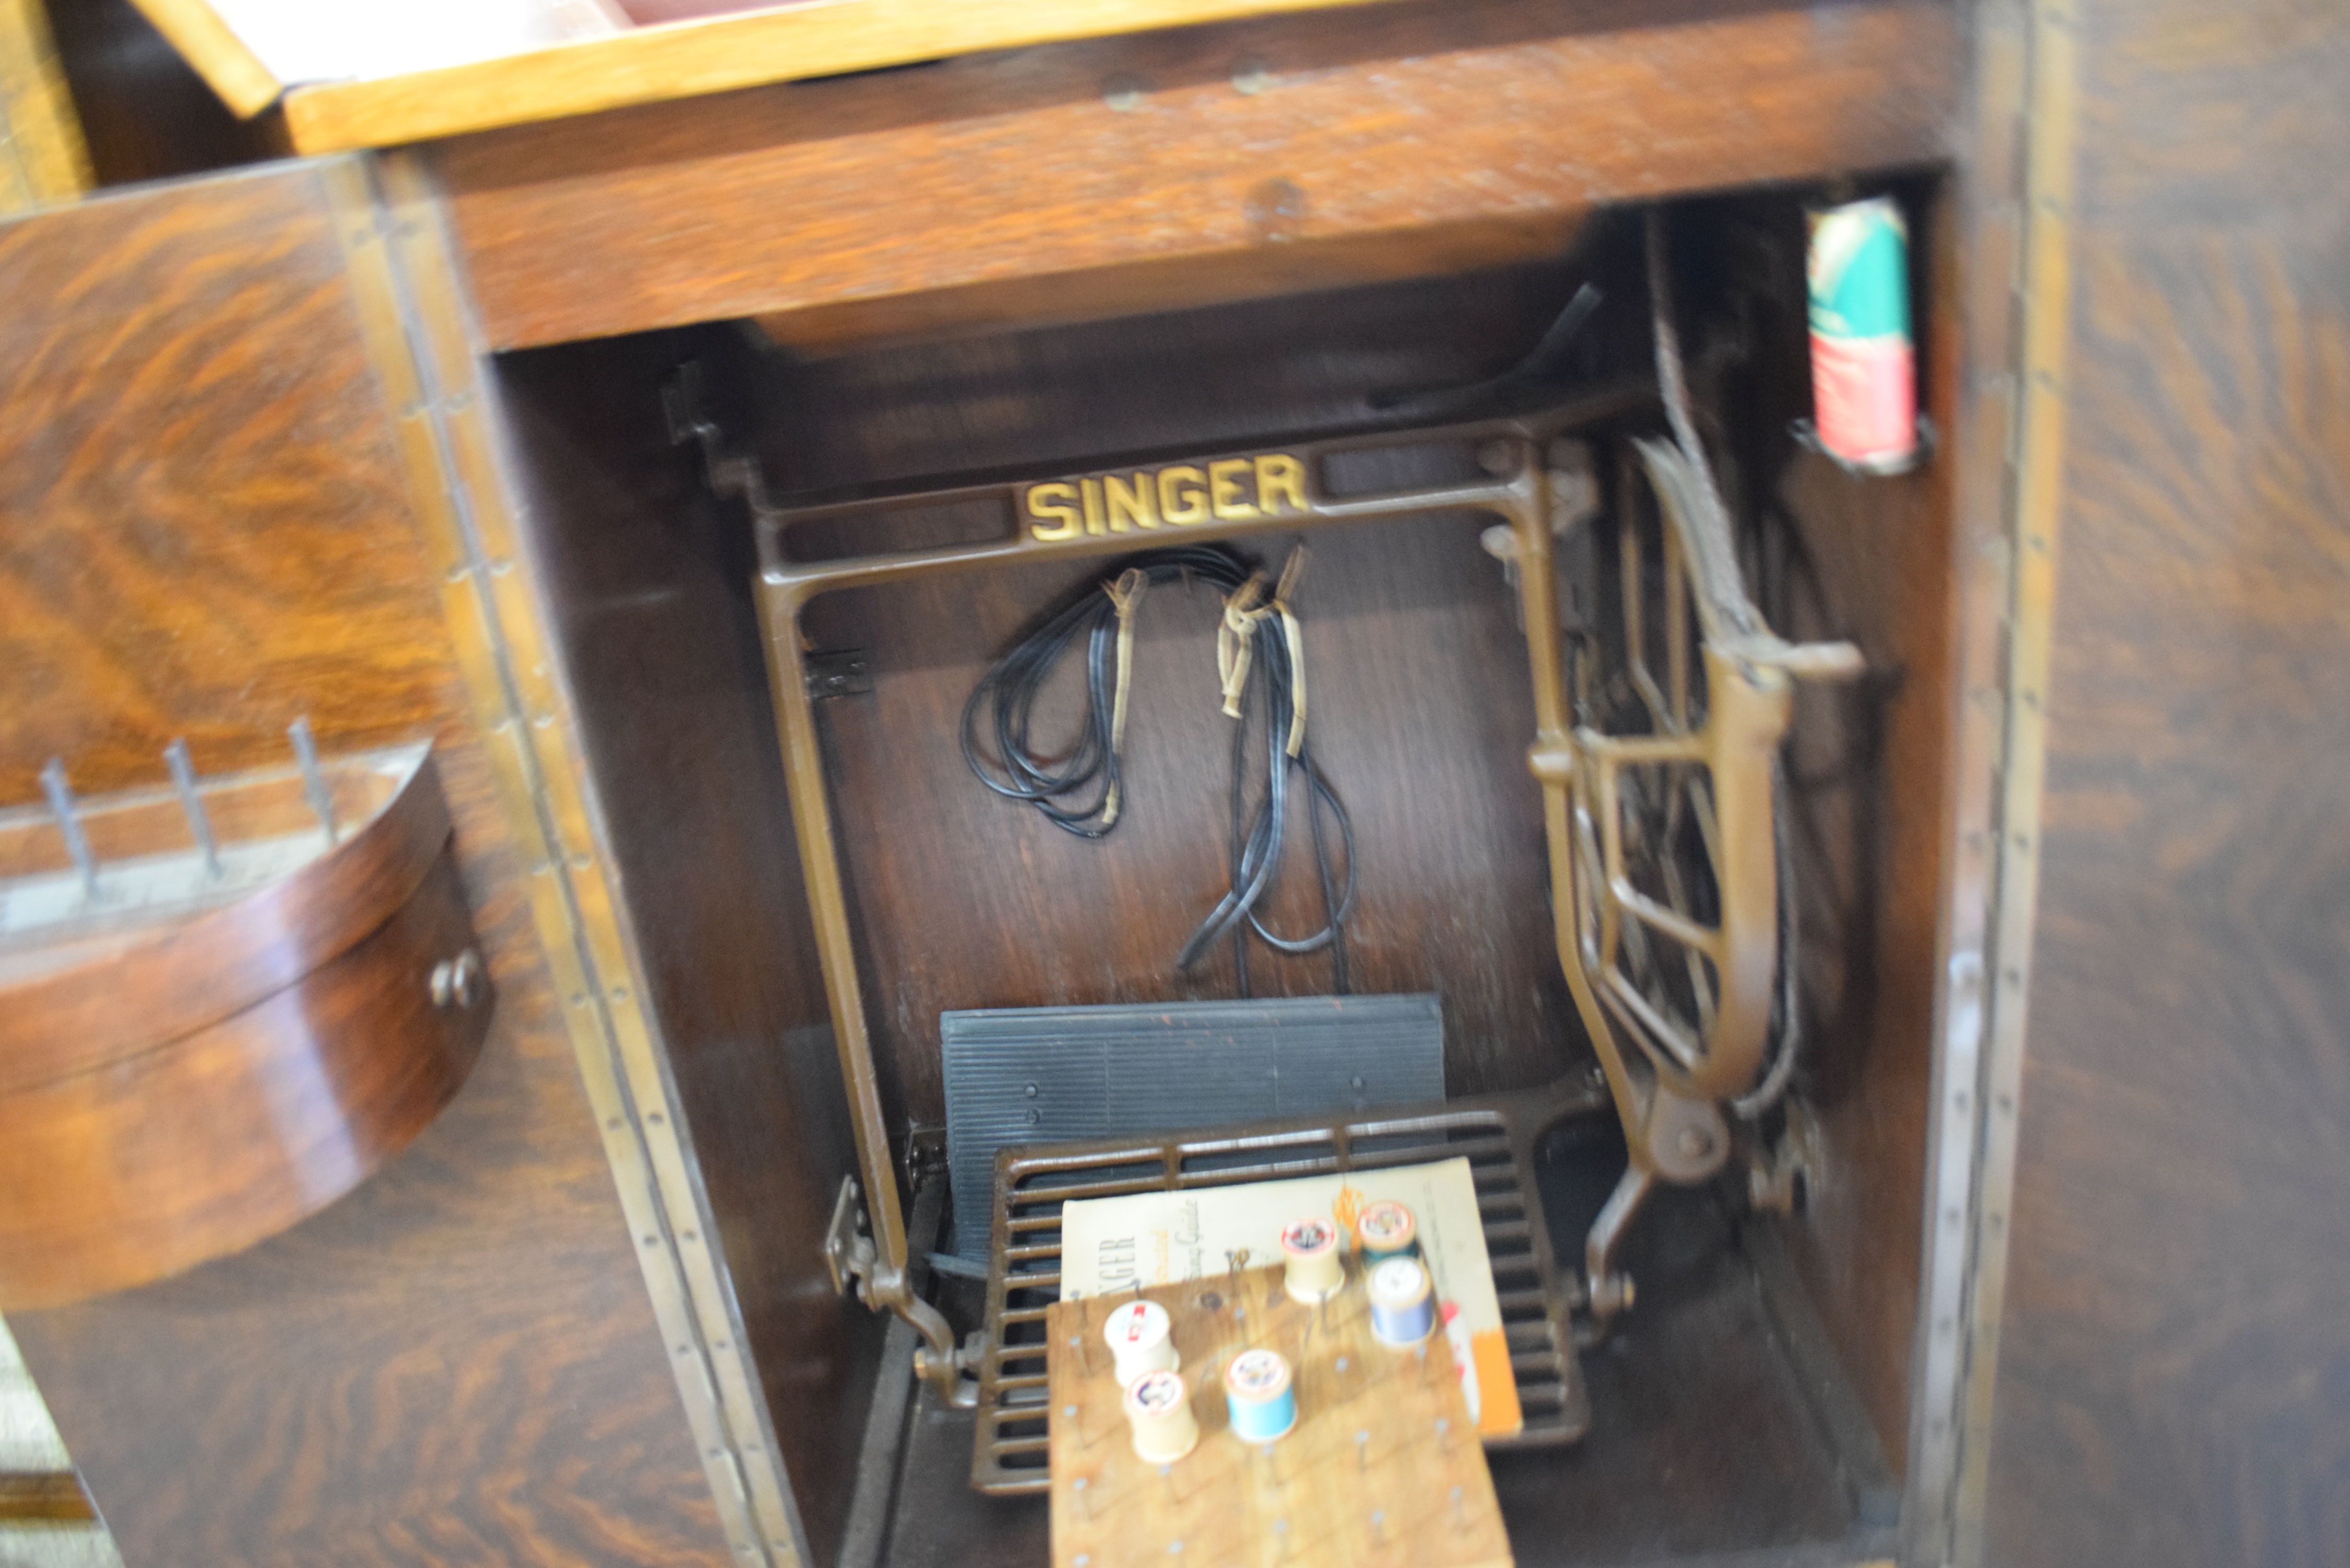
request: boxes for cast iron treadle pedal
[970,1074,1609,1494]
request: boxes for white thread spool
[1280,1216,1344,1304]
[1123,1369,1200,1463]
[1103,1298,1179,1385]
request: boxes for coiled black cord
[1186,582,1354,990]
[961,544,1354,986]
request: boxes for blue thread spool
[1224,1349,1297,1444]
[1368,1257,1436,1347]
[1355,1200,1419,1265]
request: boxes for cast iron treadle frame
[971,1073,1609,1494]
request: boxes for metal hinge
[805,649,873,700]
[824,1176,879,1302]
[902,1124,948,1195]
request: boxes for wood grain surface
[433,0,1957,351]
[0,1470,98,1521]
[282,0,1419,153]
[0,845,490,1308]
[0,171,437,801]
[1982,0,2350,1562]
[0,164,728,1565]
[0,752,452,1083]
[1045,1264,1510,1568]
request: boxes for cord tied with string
[962,542,1353,989]
[1216,550,1310,758]
[1100,567,1151,826]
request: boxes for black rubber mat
[939,994,1445,1261]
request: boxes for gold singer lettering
[1021,455,1309,542]
[1103,472,1158,531]
[1028,481,1080,540]
[1159,466,1208,526]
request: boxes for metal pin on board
[40,759,99,901]
[1451,1484,1466,1531]
[289,717,337,844]
[165,740,221,880]
[1253,1433,1283,1493]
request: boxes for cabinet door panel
[0,162,728,1568]
[1987,1,2350,1563]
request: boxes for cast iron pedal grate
[970,1076,1607,1494]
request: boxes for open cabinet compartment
[486,176,1957,1568]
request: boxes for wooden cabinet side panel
[0,165,728,1568]
[1984,0,2350,1562]
[433,0,1958,350]
[1769,182,1967,1478]
[494,333,890,1568]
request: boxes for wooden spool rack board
[1046,1263,1512,1568]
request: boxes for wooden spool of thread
[1103,1298,1179,1385]
[1280,1216,1344,1304]
[1355,1200,1420,1264]
[1368,1256,1437,1346]
[1123,1368,1200,1463]
[1224,1348,1297,1444]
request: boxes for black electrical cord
[961,544,1354,986]
[1181,588,1355,986]
[960,545,1243,835]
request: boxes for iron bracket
[824,1176,879,1302]
[804,649,873,700]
